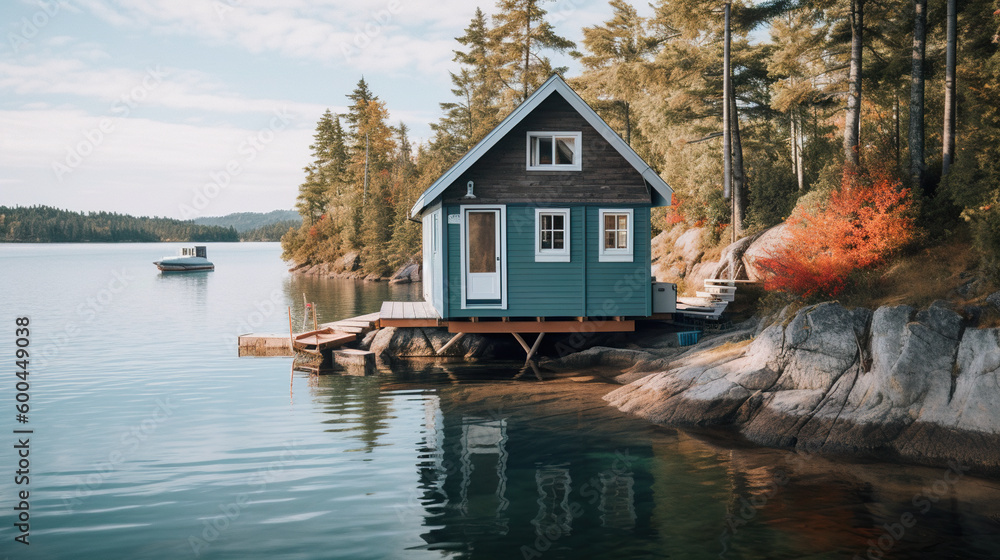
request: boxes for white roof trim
[410,75,673,219]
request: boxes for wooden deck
[379,301,442,327]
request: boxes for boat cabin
[410,75,673,323]
[181,246,208,258]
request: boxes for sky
[0,0,655,220]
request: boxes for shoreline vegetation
[0,206,298,243]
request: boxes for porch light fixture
[464,180,476,199]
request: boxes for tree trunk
[796,109,805,191]
[793,108,805,191]
[844,0,864,167]
[730,92,746,239]
[523,11,531,102]
[909,0,927,191]
[722,2,732,201]
[791,111,799,185]
[623,100,631,145]
[894,93,900,166]
[942,0,957,176]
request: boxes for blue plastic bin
[677,331,701,346]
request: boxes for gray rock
[604,301,1000,474]
[742,223,792,281]
[673,227,706,273]
[389,262,421,284]
[986,291,1000,311]
[333,251,360,273]
[358,329,378,351]
[369,327,519,361]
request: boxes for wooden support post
[287,307,294,348]
[511,332,531,354]
[528,360,543,381]
[525,332,545,366]
[312,303,318,332]
[437,332,466,355]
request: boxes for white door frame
[460,204,507,309]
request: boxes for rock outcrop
[368,327,519,361]
[604,301,1000,473]
[289,253,422,283]
[389,261,421,284]
[651,223,791,290]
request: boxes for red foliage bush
[755,167,916,298]
[664,193,685,226]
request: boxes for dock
[239,282,745,368]
[238,312,380,358]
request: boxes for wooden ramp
[293,328,357,354]
[320,312,381,335]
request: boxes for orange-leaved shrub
[754,167,917,299]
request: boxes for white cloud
[0,56,340,117]
[1,107,313,217]
[72,0,479,75]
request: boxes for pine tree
[573,0,660,147]
[769,5,839,192]
[489,0,576,107]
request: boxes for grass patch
[837,228,992,310]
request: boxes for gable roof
[410,74,672,219]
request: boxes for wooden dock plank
[352,312,382,324]
[378,300,442,326]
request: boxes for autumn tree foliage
[755,167,917,298]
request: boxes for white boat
[154,246,214,272]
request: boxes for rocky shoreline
[288,251,422,284]
[585,301,1000,475]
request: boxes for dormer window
[526,131,581,171]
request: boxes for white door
[465,208,501,302]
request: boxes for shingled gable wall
[441,94,651,206]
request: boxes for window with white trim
[526,132,582,171]
[535,208,570,262]
[598,209,633,262]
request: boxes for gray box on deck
[652,282,677,313]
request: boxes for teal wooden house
[407,75,673,328]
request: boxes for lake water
[2,242,1000,559]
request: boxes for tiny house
[410,75,673,323]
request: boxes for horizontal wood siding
[447,205,586,318]
[441,95,651,206]
[585,206,651,317]
[445,204,651,318]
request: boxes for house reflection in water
[414,399,643,555]
[458,416,510,527]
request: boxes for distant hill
[194,210,300,233]
[0,205,238,243]
[240,220,300,242]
